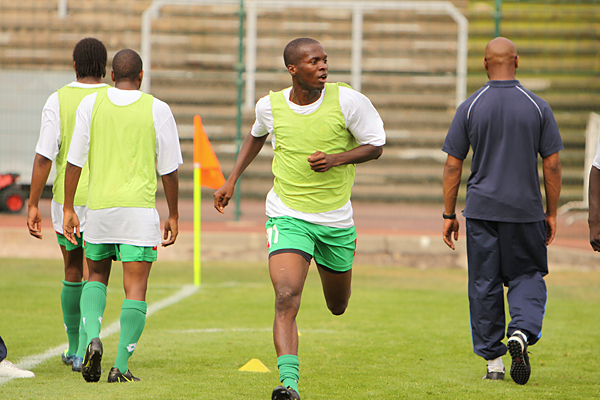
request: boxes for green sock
[277,354,300,393]
[114,299,147,374]
[75,281,88,359]
[80,281,107,342]
[61,280,84,355]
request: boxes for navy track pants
[0,336,6,362]
[466,218,548,360]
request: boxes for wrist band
[442,212,456,219]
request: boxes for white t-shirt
[36,81,108,233]
[251,85,386,228]
[67,88,183,246]
[593,137,600,171]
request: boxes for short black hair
[112,49,143,82]
[73,37,107,79]
[283,38,320,67]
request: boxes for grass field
[1,258,600,399]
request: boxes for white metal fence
[140,0,468,108]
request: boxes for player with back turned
[27,37,108,372]
[214,37,385,400]
[63,49,182,383]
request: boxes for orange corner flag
[193,115,226,190]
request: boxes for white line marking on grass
[146,284,198,318]
[0,284,198,386]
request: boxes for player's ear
[287,64,297,76]
[110,70,116,83]
[483,57,488,70]
[514,55,519,69]
[138,71,144,89]
[73,61,78,76]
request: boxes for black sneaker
[482,368,505,380]
[82,337,103,383]
[272,386,300,400]
[107,367,140,382]
[508,330,531,385]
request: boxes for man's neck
[115,81,140,90]
[289,86,322,106]
[76,77,102,84]
[487,70,516,81]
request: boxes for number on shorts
[266,224,279,247]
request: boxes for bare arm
[589,166,600,251]
[161,169,179,247]
[542,152,561,245]
[27,154,53,239]
[62,162,82,245]
[442,154,463,250]
[214,132,268,213]
[307,144,383,173]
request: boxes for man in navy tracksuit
[441,37,563,385]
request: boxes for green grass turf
[1,258,600,399]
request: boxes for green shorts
[266,216,357,273]
[84,242,157,262]
[56,232,84,251]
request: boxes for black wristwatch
[442,212,456,220]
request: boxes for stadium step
[0,0,596,206]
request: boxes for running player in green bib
[27,37,108,372]
[214,38,386,400]
[63,49,182,383]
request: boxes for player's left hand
[162,216,179,247]
[308,151,336,172]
